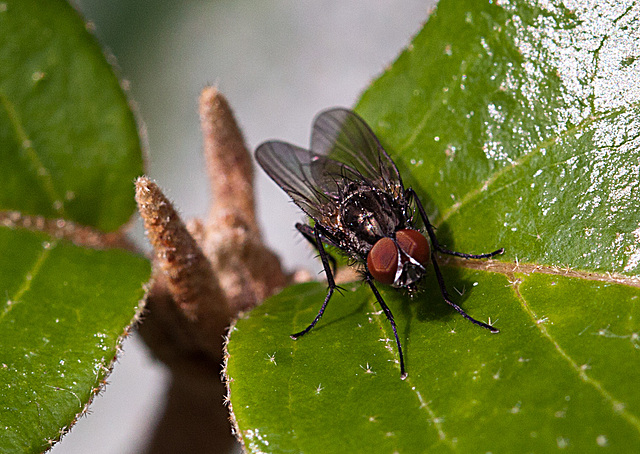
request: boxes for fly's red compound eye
[395,229,430,266]
[367,237,398,285]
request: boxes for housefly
[255,108,503,378]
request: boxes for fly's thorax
[338,185,405,246]
[367,228,431,287]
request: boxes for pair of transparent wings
[255,108,404,221]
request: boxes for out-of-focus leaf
[0,0,143,231]
[0,0,150,451]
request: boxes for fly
[255,108,504,378]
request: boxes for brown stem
[198,88,289,313]
[136,88,292,453]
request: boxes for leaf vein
[1,241,56,320]
[368,295,456,451]
[439,256,640,288]
[435,105,633,227]
[481,146,595,203]
[512,276,640,433]
[0,93,65,216]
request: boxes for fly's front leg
[430,252,499,333]
[405,188,500,333]
[406,188,504,259]
[291,224,338,339]
[364,273,406,378]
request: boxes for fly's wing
[310,108,403,193]
[255,141,342,220]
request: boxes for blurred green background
[51,1,435,452]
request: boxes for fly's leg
[291,224,338,339]
[296,223,338,275]
[365,273,406,379]
[406,188,504,259]
[406,188,500,333]
[430,253,499,333]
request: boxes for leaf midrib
[440,255,640,288]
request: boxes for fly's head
[366,228,431,288]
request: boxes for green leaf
[356,0,640,275]
[227,0,640,452]
[0,0,143,231]
[0,227,150,452]
[228,275,640,452]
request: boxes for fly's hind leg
[296,223,338,275]
[291,223,338,339]
[430,253,499,332]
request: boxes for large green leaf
[0,0,143,232]
[227,0,640,452]
[0,0,150,451]
[228,274,640,452]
